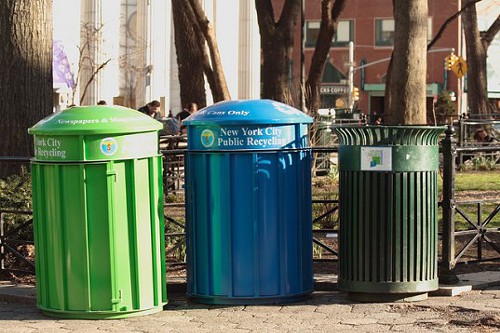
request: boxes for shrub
[0,170,32,211]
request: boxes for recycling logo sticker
[100,137,118,156]
[200,129,215,148]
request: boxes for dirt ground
[389,302,500,332]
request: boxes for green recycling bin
[28,106,167,318]
[332,125,445,302]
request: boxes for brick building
[287,0,464,121]
[54,1,496,117]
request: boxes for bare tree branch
[188,0,230,101]
[72,23,112,105]
[80,58,111,102]
[305,0,348,114]
[482,15,500,47]
[427,0,482,50]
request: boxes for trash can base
[188,291,312,305]
[40,303,167,319]
[347,292,428,303]
[338,279,438,294]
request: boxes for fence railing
[454,115,500,165]
[440,125,500,282]
[1,127,499,281]
[0,209,35,273]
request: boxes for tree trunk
[0,0,53,178]
[256,0,301,104]
[261,35,293,102]
[387,0,428,125]
[172,0,207,109]
[422,1,499,118]
[305,0,347,116]
[462,0,493,117]
[188,0,230,102]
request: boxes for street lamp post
[348,41,354,111]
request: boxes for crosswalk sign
[451,56,467,78]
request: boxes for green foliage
[165,193,185,203]
[458,156,499,172]
[163,197,187,263]
[327,163,339,183]
[312,164,340,231]
[166,236,186,264]
[434,90,457,124]
[165,223,186,263]
[0,170,32,211]
[0,170,33,240]
[313,242,324,259]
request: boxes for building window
[333,20,354,47]
[376,18,433,46]
[305,21,320,47]
[375,19,395,46]
[306,20,354,48]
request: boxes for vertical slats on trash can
[29,106,167,318]
[340,171,439,288]
[334,125,445,301]
[184,100,313,304]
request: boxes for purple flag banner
[53,40,76,89]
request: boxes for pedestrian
[473,128,498,144]
[138,100,162,120]
[160,110,180,136]
[176,102,198,134]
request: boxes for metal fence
[454,115,500,165]
[1,126,499,281]
[440,125,500,282]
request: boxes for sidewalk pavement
[1,272,500,332]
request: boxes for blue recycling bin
[183,99,313,304]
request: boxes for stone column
[98,0,120,104]
[80,0,120,105]
[149,0,172,116]
[134,0,149,108]
[238,0,261,99]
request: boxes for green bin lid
[28,105,162,135]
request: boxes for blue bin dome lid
[183,99,312,126]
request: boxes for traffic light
[353,87,360,101]
[445,56,452,70]
[445,54,458,71]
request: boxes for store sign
[320,85,350,95]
